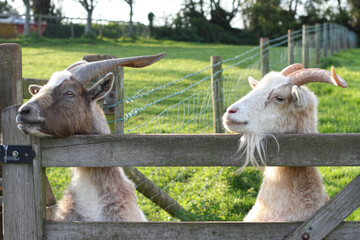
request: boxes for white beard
[236,133,278,172]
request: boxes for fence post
[114,66,124,134]
[330,24,335,55]
[0,43,21,240]
[323,23,328,58]
[302,25,309,68]
[2,105,46,240]
[315,23,320,67]
[211,56,224,133]
[0,44,23,133]
[260,38,269,76]
[288,29,294,65]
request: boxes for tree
[0,0,14,13]
[78,0,96,35]
[209,0,240,30]
[241,0,298,38]
[123,0,134,37]
[22,0,31,36]
[148,12,154,38]
[348,0,360,34]
[32,0,51,15]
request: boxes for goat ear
[248,76,258,89]
[29,85,42,95]
[291,85,307,109]
[87,73,114,101]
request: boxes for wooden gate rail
[44,222,360,240]
[41,133,360,167]
[2,105,360,240]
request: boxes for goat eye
[65,91,75,98]
[274,96,285,102]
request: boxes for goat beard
[236,133,278,173]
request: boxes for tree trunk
[128,3,133,36]
[85,9,93,35]
[23,0,31,36]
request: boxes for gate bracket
[0,145,35,163]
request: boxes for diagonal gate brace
[286,173,360,240]
[0,145,36,163]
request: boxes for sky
[11,0,184,25]
[10,0,244,28]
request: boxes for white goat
[16,53,166,221]
[223,64,347,221]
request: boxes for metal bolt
[12,151,19,158]
[302,232,310,240]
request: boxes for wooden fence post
[0,44,22,133]
[2,105,45,240]
[260,38,269,77]
[211,56,224,133]
[330,24,335,55]
[288,29,294,65]
[323,23,328,58]
[302,24,309,68]
[315,23,320,67]
[114,66,125,134]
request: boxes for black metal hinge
[0,145,36,163]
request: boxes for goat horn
[66,60,88,71]
[280,63,304,76]
[68,52,166,84]
[288,66,347,88]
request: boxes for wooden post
[0,45,23,234]
[323,23,328,58]
[114,66,124,134]
[2,105,46,240]
[330,24,335,55]
[211,56,224,133]
[288,29,294,65]
[286,173,360,240]
[315,23,320,67]
[0,44,23,132]
[123,167,187,219]
[302,25,309,68]
[260,38,269,77]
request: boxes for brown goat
[16,53,166,221]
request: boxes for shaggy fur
[16,71,146,222]
[223,69,334,222]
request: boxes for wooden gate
[2,105,360,239]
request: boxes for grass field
[7,37,360,221]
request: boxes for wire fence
[103,22,357,221]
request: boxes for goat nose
[19,106,32,115]
[227,108,238,114]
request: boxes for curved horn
[69,52,166,84]
[66,60,87,71]
[280,63,304,76]
[288,66,347,88]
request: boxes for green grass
[6,37,360,221]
